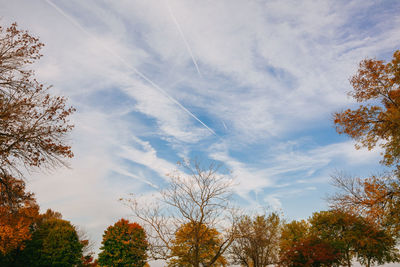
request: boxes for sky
[2,0,400,264]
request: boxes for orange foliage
[0,175,39,255]
[168,222,227,267]
[334,50,400,166]
[0,22,75,179]
[330,173,400,235]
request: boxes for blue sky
[2,0,400,260]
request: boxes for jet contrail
[165,0,202,78]
[45,0,216,136]
[113,167,159,189]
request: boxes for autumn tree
[309,210,398,267]
[77,227,98,267]
[279,220,310,254]
[334,50,400,167]
[0,21,75,262]
[332,49,400,239]
[355,224,399,267]
[0,175,38,261]
[98,218,148,267]
[279,220,340,267]
[329,173,400,235]
[168,222,227,267]
[280,235,340,267]
[126,160,237,267]
[230,213,281,267]
[0,22,75,187]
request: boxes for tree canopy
[0,175,38,256]
[98,218,148,267]
[334,50,400,167]
[0,22,75,182]
[15,216,83,267]
[230,213,281,267]
[168,222,227,267]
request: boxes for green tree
[309,210,398,267]
[98,218,148,267]
[231,213,281,267]
[17,217,83,267]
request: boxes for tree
[310,210,363,267]
[332,49,400,245]
[168,222,227,267]
[0,21,75,263]
[279,235,340,267]
[279,220,310,253]
[329,173,400,235]
[0,22,75,184]
[355,223,399,267]
[77,227,98,267]
[279,220,340,267]
[230,213,281,267]
[98,218,148,267]
[309,210,398,267]
[333,50,400,167]
[126,160,237,267]
[17,217,84,267]
[0,175,39,258]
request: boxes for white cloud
[2,0,399,260]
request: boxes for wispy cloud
[3,0,399,259]
[45,0,217,137]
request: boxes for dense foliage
[17,218,84,267]
[0,175,38,256]
[168,222,227,267]
[98,219,148,267]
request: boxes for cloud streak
[165,0,202,78]
[45,0,217,137]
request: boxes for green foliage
[98,218,148,267]
[309,210,398,267]
[17,218,83,267]
[280,210,399,267]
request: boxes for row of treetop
[1,22,400,266]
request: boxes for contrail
[45,0,216,136]
[165,0,202,78]
[222,120,228,131]
[114,167,159,189]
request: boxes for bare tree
[230,212,282,267]
[125,160,237,267]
